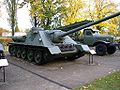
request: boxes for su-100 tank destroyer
[8,12,120,64]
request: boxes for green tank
[9,12,120,64]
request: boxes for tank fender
[48,46,61,54]
[75,44,91,52]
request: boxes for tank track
[9,43,85,64]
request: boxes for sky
[17,6,32,31]
[0,0,120,31]
[0,4,32,31]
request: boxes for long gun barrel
[60,12,120,37]
[56,20,92,31]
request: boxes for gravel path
[0,50,120,90]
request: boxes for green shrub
[0,37,13,51]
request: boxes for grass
[75,71,120,90]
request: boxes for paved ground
[0,50,120,90]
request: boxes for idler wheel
[9,45,14,55]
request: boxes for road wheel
[21,48,26,59]
[107,45,116,54]
[16,47,21,58]
[27,49,34,62]
[34,51,43,65]
[96,43,107,56]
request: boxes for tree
[0,28,9,36]
[0,0,4,17]
[15,24,20,32]
[0,2,1,17]
[86,0,119,36]
[20,0,66,29]
[62,0,85,25]
[5,0,19,36]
